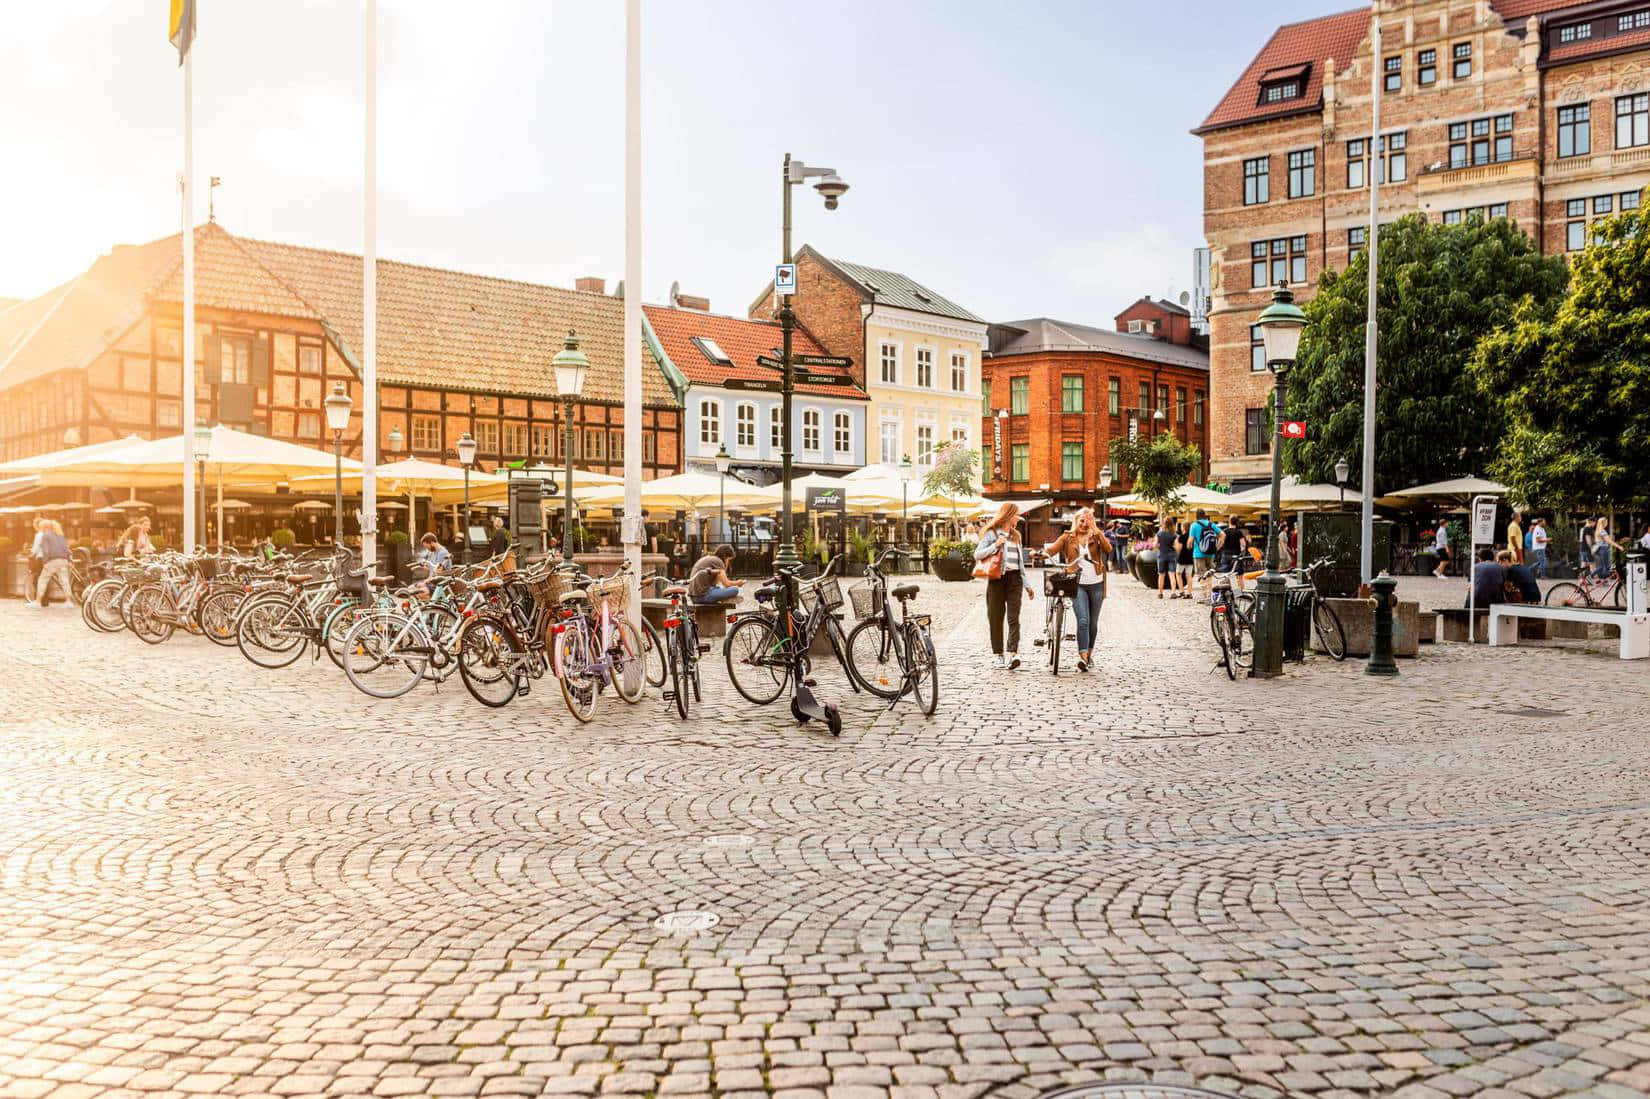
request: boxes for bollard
[1365,574,1400,677]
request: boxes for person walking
[976,502,1034,669]
[24,517,47,607]
[1043,508,1111,672]
[1187,509,1220,595]
[1218,519,1249,589]
[32,519,72,608]
[1594,518,1623,579]
[1529,517,1549,578]
[1579,518,1596,574]
[1154,518,1183,599]
[1432,520,1452,578]
[1506,511,1524,566]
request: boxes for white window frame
[879,341,899,385]
[698,398,721,447]
[801,407,822,453]
[949,350,968,392]
[769,405,783,452]
[915,421,936,467]
[735,401,757,450]
[832,409,851,456]
[878,417,901,465]
[949,416,970,447]
[915,346,935,388]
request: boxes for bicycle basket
[595,574,630,614]
[802,576,844,614]
[1043,569,1079,598]
[194,556,220,580]
[335,568,369,599]
[525,567,566,608]
[848,579,883,620]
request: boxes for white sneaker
[992,655,1006,670]
[1007,653,1021,670]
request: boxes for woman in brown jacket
[1043,508,1112,672]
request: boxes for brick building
[0,224,683,481]
[1197,0,1650,485]
[980,300,1209,513]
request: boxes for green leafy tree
[1473,206,1650,512]
[1281,213,1567,492]
[921,443,980,527]
[1109,434,1200,515]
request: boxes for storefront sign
[806,486,846,514]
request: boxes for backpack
[1196,522,1219,557]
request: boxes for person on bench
[688,544,744,605]
[1499,549,1540,604]
[1466,547,1505,608]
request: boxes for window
[801,408,820,452]
[949,351,967,391]
[1251,236,1307,287]
[157,400,181,428]
[476,420,499,455]
[1596,194,1615,215]
[1418,48,1436,86]
[1157,384,1169,418]
[833,410,851,454]
[879,342,898,385]
[1347,138,1366,189]
[1061,442,1084,482]
[770,406,783,451]
[531,424,557,459]
[298,411,320,439]
[1010,444,1029,482]
[1452,42,1471,80]
[1127,319,1145,333]
[698,399,720,445]
[1287,149,1315,198]
[736,402,756,448]
[1244,408,1271,455]
[1490,202,1509,219]
[583,427,603,461]
[1620,10,1650,31]
[878,420,899,464]
[1348,225,1367,261]
[1558,105,1591,158]
[1559,22,1591,42]
[1384,55,1401,92]
[1443,209,1463,225]
[691,336,731,365]
[298,343,322,375]
[1250,241,1268,287]
[1495,113,1514,162]
[1567,198,1588,251]
[218,335,252,385]
[981,378,991,415]
[1176,387,1187,423]
[1193,390,1205,426]
[1010,376,1029,415]
[1262,79,1301,103]
[1061,374,1084,413]
[1107,377,1120,415]
[951,422,968,445]
[411,414,440,451]
[1449,114,1513,167]
[915,347,934,388]
[915,423,934,465]
[1624,190,1643,210]
[1243,157,1269,204]
[1138,382,1150,415]
[1617,93,1649,149]
[982,445,993,479]
[501,422,528,457]
[1385,131,1407,181]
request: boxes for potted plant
[929,537,977,582]
[270,527,297,551]
[844,526,875,577]
[385,529,413,580]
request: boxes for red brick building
[1198,0,1650,485]
[980,301,1209,513]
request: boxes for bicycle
[844,549,937,715]
[657,581,708,719]
[549,564,646,722]
[1295,556,1347,661]
[1035,566,1079,675]
[453,559,561,708]
[723,557,846,735]
[1546,567,1625,610]
[1209,573,1254,680]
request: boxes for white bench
[1487,603,1650,660]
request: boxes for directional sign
[796,373,857,387]
[775,263,797,296]
[723,378,782,393]
[755,355,786,370]
[797,354,852,369]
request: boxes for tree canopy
[921,442,979,524]
[1281,213,1567,493]
[1472,207,1650,512]
[1109,434,1201,515]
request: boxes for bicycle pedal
[662,691,675,701]
[803,677,818,687]
[519,682,531,697]
[697,643,711,655]
[1064,633,1077,641]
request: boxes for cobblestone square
[1,574,1647,1099]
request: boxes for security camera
[814,173,849,209]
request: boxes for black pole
[563,396,576,563]
[332,433,344,549]
[196,459,206,550]
[775,153,799,571]
[1252,365,1288,678]
[462,464,470,565]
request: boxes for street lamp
[1335,456,1350,510]
[323,384,353,550]
[774,153,849,570]
[387,426,404,455]
[1099,464,1116,572]
[456,430,477,564]
[715,443,732,546]
[1251,282,1307,678]
[898,454,914,543]
[552,330,588,565]
[193,423,211,550]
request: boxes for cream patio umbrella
[0,433,148,474]
[1225,475,1364,511]
[33,425,362,489]
[1376,475,1509,508]
[574,470,781,512]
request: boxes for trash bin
[1283,585,1314,662]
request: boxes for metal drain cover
[652,910,720,935]
[1039,1087,1242,1099]
[704,834,754,847]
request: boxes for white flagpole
[622,0,642,620]
[1361,11,1380,584]
[362,0,379,574]
[181,47,197,552]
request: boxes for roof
[641,305,867,400]
[0,223,676,406]
[988,318,1210,372]
[1196,8,1369,134]
[799,246,985,324]
[1548,22,1650,63]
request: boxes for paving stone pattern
[0,571,1648,1099]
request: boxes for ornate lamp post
[774,153,849,570]
[552,330,589,565]
[1335,456,1350,511]
[1099,464,1116,571]
[1251,283,1307,678]
[456,431,477,564]
[714,443,732,546]
[193,423,212,550]
[323,384,353,549]
[898,454,914,542]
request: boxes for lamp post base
[1250,570,1286,678]
[774,543,800,571]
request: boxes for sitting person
[1500,549,1540,604]
[688,543,743,604]
[1466,547,1506,608]
[415,532,452,575]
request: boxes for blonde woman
[1044,508,1112,672]
[975,501,1035,669]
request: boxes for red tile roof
[1548,22,1650,63]
[1196,8,1369,134]
[642,305,867,400]
[1492,0,1589,19]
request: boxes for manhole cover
[652,910,720,935]
[1039,1087,1242,1099]
[704,834,754,847]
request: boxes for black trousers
[985,575,1023,655]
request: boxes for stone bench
[1489,603,1649,660]
[1318,597,1421,658]
[640,596,730,639]
[1416,609,1436,644]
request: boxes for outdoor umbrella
[33,425,362,489]
[574,470,781,512]
[1225,475,1365,511]
[1376,476,1509,508]
[0,433,147,474]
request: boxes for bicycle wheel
[724,614,790,705]
[236,595,309,669]
[456,616,523,708]
[82,579,123,632]
[1212,613,1237,680]
[322,598,363,669]
[1612,578,1625,610]
[668,624,690,720]
[607,617,646,703]
[1048,599,1064,675]
[554,625,599,722]
[641,615,668,688]
[845,618,903,700]
[908,624,938,716]
[687,616,703,703]
[1230,609,1253,670]
[128,585,176,645]
[196,588,243,646]
[343,611,429,699]
[1544,581,1589,608]
[1312,600,1347,661]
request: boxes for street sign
[797,354,852,368]
[1281,420,1306,439]
[806,486,846,513]
[724,378,782,393]
[775,263,797,296]
[796,373,856,387]
[1472,499,1498,545]
[1128,415,1139,443]
[992,415,1003,479]
[755,355,786,370]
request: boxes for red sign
[1281,421,1307,439]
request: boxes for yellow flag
[168,0,195,64]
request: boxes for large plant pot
[933,553,974,582]
[1130,548,1160,588]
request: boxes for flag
[169,0,196,64]
[1281,421,1307,439]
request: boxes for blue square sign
[775,263,797,296]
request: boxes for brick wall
[748,252,868,386]
[1113,298,1195,346]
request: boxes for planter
[932,553,975,582]
[1130,548,1160,588]
[843,562,868,578]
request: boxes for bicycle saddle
[892,583,920,600]
[558,588,591,604]
[753,584,779,602]
[368,576,394,587]
[662,585,690,597]
[475,578,504,591]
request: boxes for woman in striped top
[975,501,1036,669]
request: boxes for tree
[1281,213,1567,493]
[921,443,980,528]
[1109,434,1200,515]
[1472,206,1650,513]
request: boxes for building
[749,246,987,473]
[0,225,683,480]
[642,297,868,484]
[981,301,1210,510]
[1196,0,1650,485]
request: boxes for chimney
[675,293,710,312]
[575,276,605,294]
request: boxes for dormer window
[1559,22,1592,43]
[1262,80,1301,103]
[691,336,731,365]
[1620,10,1650,31]
[1256,62,1309,106]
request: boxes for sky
[0,0,1337,324]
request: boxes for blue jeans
[700,584,739,604]
[1532,546,1547,578]
[1596,549,1613,579]
[1072,582,1105,653]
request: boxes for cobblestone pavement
[1,570,1648,1099]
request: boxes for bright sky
[1,0,1336,323]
